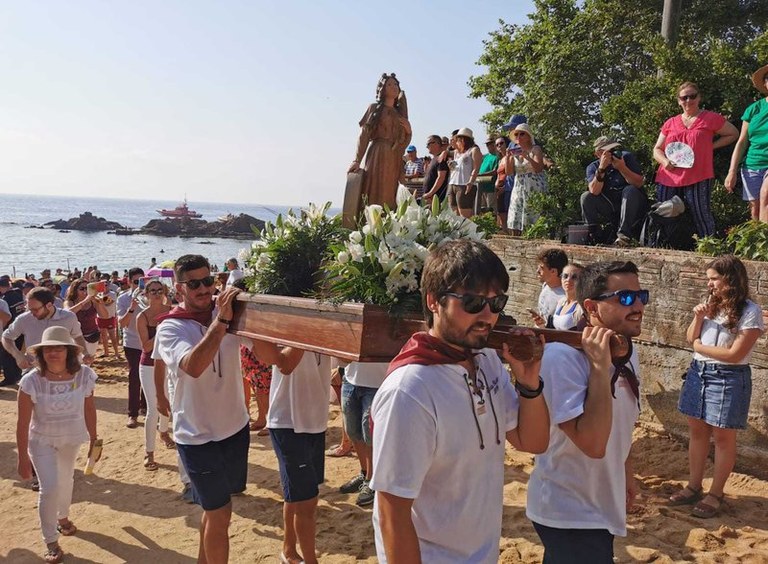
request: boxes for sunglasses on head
[594,289,649,306]
[442,292,508,314]
[180,275,216,290]
[678,93,698,101]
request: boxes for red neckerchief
[156,305,213,327]
[386,331,477,376]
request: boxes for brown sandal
[56,520,77,536]
[668,485,703,506]
[143,456,159,471]
[692,493,724,518]
[44,544,64,563]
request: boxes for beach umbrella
[146,267,175,278]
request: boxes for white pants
[28,441,81,544]
[165,372,189,486]
[138,365,169,453]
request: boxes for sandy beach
[1,355,767,563]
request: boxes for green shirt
[477,154,500,193]
[742,98,768,169]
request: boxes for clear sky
[0,1,535,207]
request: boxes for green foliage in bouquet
[241,202,346,297]
[324,195,488,312]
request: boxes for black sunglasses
[180,275,216,290]
[594,289,649,307]
[442,292,508,314]
[678,94,698,101]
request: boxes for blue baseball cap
[406,145,417,153]
[501,114,528,131]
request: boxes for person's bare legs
[108,327,120,357]
[283,497,319,564]
[749,200,759,221]
[99,329,110,357]
[759,176,768,223]
[198,503,232,564]
[351,440,372,479]
[687,416,713,491]
[254,393,269,428]
[707,427,737,502]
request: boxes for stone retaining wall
[487,236,768,478]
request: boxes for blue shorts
[341,381,378,445]
[176,424,250,510]
[678,360,752,429]
[740,168,768,201]
[532,522,614,564]
[269,428,325,502]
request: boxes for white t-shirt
[527,343,639,537]
[370,350,519,564]
[538,283,565,319]
[153,316,249,445]
[344,361,388,389]
[551,299,584,331]
[19,366,98,448]
[116,291,141,349]
[693,300,764,364]
[226,269,244,287]
[267,352,331,434]
[3,308,83,347]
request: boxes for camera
[610,148,622,159]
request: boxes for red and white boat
[157,198,202,219]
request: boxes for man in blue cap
[501,114,528,132]
[403,145,424,180]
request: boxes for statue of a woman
[347,73,412,214]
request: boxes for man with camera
[581,136,648,246]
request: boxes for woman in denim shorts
[669,256,764,518]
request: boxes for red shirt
[655,110,726,187]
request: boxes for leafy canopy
[469,0,768,236]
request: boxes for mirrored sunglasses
[594,289,649,306]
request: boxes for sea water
[0,193,331,276]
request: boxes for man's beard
[442,322,493,350]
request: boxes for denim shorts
[269,428,325,502]
[678,360,752,429]
[341,381,378,444]
[740,168,768,201]
[176,424,250,510]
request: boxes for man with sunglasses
[527,261,647,563]
[152,254,289,564]
[371,240,549,563]
[117,267,147,428]
[582,136,649,246]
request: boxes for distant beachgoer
[63,279,108,358]
[653,81,738,237]
[136,278,174,472]
[0,276,26,386]
[96,280,120,359]
[669,255,764,518]
[16,326,99,564]
[240,345,271,435]
[348,73,412,211]
[117,268,147,429]
[225,258,244,287]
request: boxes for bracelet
[598,167,607,173]
[515,377,544,399]
[596,174,605,182]
[217,316,232,327]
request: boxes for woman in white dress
[506,123,547,235]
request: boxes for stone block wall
[487,236,768,478]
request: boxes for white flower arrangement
[325,193,487,310]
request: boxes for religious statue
[343,73,412,226]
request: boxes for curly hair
[705,255,749,331]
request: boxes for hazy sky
[0,1,535,207]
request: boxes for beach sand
[1,356,767,563]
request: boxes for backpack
[639,209,696,250]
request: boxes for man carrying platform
[527,260,645,563]
[370,239,549,563]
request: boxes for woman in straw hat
[506,123,547,235]
[16,326,100,563]
[725,64,768,222]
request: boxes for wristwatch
[217,317,231,327]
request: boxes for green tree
[469,0,768,238]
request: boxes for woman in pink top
[653,82,738,237]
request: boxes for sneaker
[356,482,374,507]
[180,484,195,504]
[31,478,40,492]
[614,233,633,247]
[339,472,366,494]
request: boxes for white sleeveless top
[450,149,475,185]
[20,366,98,448]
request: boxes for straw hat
[752,64,768,95]
[27,326,82,353]
[512,123,536,145]
[456,127,474,139]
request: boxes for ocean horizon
[0,193,339,276]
